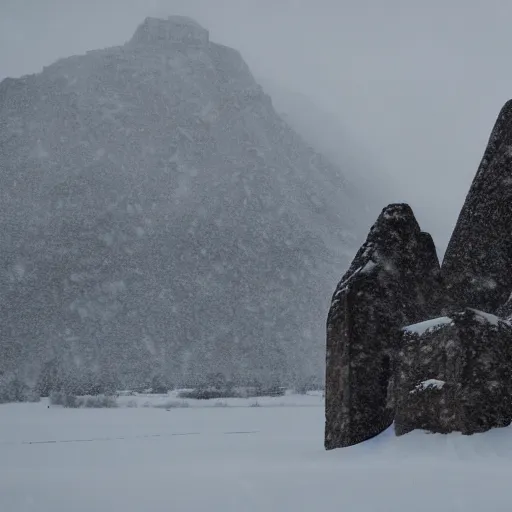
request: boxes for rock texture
[326,101,512,449]
[395,309,512,436]
[442,100,512,313]
[325,203,445,450]
[0,17,367,389]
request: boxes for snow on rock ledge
[467,308,501,326]
[403,317,453,335]
[404,309,505,337]
[128,16,209,47]
[410,379,445,394]
[395,308,512,436]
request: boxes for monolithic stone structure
[326,101,512,450]
[325,203,445,450]
[442,100,512,313]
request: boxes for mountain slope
[260,79,395,223]
[0,16,366,389]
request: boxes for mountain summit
[128,16,210,47]
[0,17,365,390]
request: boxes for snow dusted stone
[497,292,512,320]
[325,203,445,449]
[395,309,512,436]
[442,100,512,312]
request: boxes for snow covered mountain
[0,16,367,389]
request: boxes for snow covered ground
[2,395,512,511]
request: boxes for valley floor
[2,395,512,511]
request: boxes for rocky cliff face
[325,204,445,449]
[0,17,366,388]
[442,100,512,313]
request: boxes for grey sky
[1,0,511,256]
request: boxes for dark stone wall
[395,309,512,436]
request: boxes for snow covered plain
[2,393,512,511]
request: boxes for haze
[1,0,510,255]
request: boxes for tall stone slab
[325,203,445,449]
[442,100,512,312]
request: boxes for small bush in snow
[118,390,137,397]
[257,385,286,397]
[83,395,118,408]
[294,375,324,395]
[177,388,226,400]
[149,374,170,394]
[177,386,287,400]
[49,392,117,408]
[49,391,77,407]
[0,374,39,404]
[153,400,189,409]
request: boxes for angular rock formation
[326,101,512,447]
[325,203,445,450]
[395,309,512,436]
[442,100,512,313]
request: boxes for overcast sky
[1,0,511,256]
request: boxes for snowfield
[2,394,512,511]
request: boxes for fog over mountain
[4,1,512,259]
[260,78,395,222]
[0,16,372,390]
